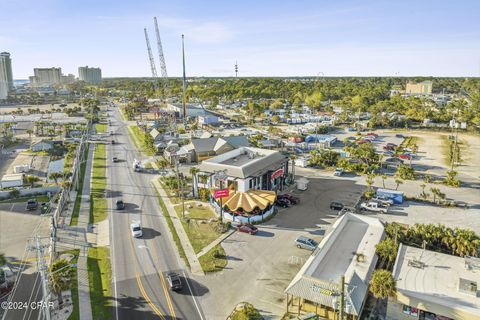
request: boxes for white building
[0,52,13,99]
[78,66,102,84]
[285,213,385,319]
[30,67,62,86]
[387,244,480,320]
[0,173,24,189]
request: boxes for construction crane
[144,27,159,92]
[154,17,169,100]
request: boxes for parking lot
[196,176,365,320]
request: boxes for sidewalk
[197,229,236,258]
[57,144,94,320]
[151,179,205,276]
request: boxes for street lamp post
[213,170,228,224]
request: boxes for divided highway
[106,107,205,320]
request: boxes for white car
[333,168,344,176]
[130,222,143,238]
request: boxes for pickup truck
[360,201,389,213]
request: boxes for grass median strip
[154,189,190,268]
[127,127,140,150]
[87,246,112,320]
[129,125,155,156]
[90,143,108,224]
[198,244,227,273]
[71,145,89,226]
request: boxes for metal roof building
[285,213,384,319]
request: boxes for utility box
[376,188,404,204]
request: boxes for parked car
[26,199,39,211]
[367,132,378,137]
[383,145,395,151]
[333,168,344,176]
[386,143,398,147]
[115,199,125,210]
[295,236,318,251]
[111,140,115,144]
[166,272,182,291]
[398,154,412,160]
[130,222,143,238]
[363,135,375,141]
[278,193,300,204]
[395,134,405,138]
[371,197,394,206]
[373,194,395,205]
[112,157,119,163]
[383,150,394,156]
[330,202,344,211]
[276,198,291,208]
[384,157,404,164]
[237,223,258,235]
[360,201,389,213]
[357,140,370,145]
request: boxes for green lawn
[0,195,49,204]
[130,125,155,156]
[70,145,89,226]
[87,246,112,320]
[127,127,140,150]
[198,244,228,273]
[63,249,80,320]
[154,190,189,268]
[90,143,108,224]
[96,123,107,134]
[174,203,221,253]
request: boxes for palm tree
[375,238,399,268]
[49,172,63,185]
[381,174,387,189]
[25,175,40,188]
[369,269,397,299]
[49,259,75,305]
[189,167,200,198]
[430,187,441,204]
[394,178,403,190]
[26,129,33,139]
[0,253,6,266]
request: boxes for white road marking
[182,270,205,320]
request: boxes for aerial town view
[1,1,480,320]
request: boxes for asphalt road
[106,107,205,320]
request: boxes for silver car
[295,236,318,251]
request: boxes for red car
[367,132,378,137]
[278,193,300,204]
[237,224,258,235]
[383,145,395,151]
[357,139,371,145]
[398,154,411,160]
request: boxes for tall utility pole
[339,275,345,320]
[153,17,169,100]
[181,34,187,123]
[144,28,159,94]
[28,236,51,320]
[235,61,238,78]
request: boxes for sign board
[271,168,284,181]
[214,188,229,199]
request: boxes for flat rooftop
[393,244,480,316]
[285,213,384,316]
[199,147,287,178]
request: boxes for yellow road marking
[150,239,177,319]
[129,235,166,320]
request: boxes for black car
[26,199,39,211]
[115,200,125,210]
[166,272,182,291]
[276,198,291,208]
[329,202,344,211]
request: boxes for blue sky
[1,0,479,78]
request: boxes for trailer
[376,188,404,204]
